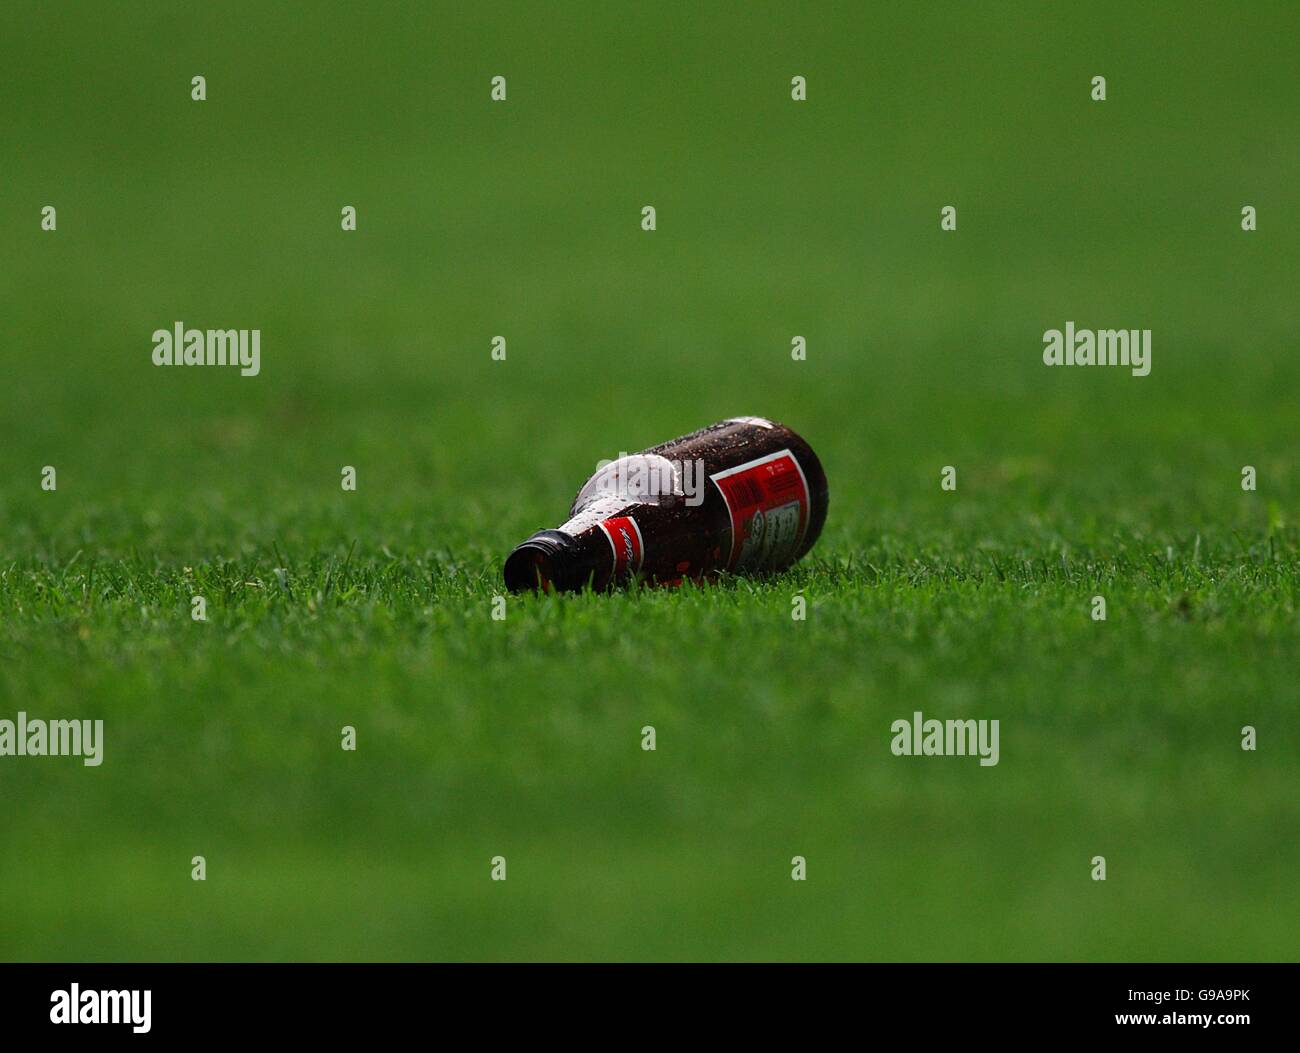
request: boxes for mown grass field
[1,2,1297,960]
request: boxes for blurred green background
[0,2,1297,960]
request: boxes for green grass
[1,1,1298,960]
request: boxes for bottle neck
[503,529,612,593]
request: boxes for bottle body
[504,417,829,593]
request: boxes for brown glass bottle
[504,417,829,593]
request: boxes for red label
[710,450,810,571]
[598,516,644,579]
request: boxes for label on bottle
[710,449,810,572]
[597,515,644,579]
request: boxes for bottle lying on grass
[504,416,829,593]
